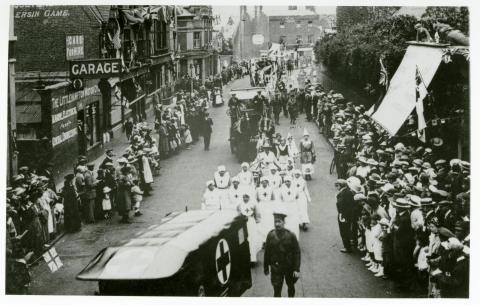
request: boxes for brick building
[233,6,323,60]
[176,5,218,82]
[12,5,175,180]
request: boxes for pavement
[27,69,408,297]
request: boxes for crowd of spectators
[315,87,470,297]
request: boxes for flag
[43,247,63,273]
[379,55,389,89]
[112,19,122,50]
[415,66,427,143]
[370,55,389,116]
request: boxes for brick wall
[268,16,321,45]
[14,5,106,72]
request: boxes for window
[154,20,167,50]
[296,35,302,43]
[296,20,302,28]
[308,20,313,27]
[308,34,314,43]
[288,6,297,10]
[279,19,285,29]
[193,32,201,48]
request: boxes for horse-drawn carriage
[228,87,268,163]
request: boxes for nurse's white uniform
[256,184,275,241]
[279,183,300,240]
[238,199,262,263]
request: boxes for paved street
[29,72,406,297]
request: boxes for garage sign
[70,59,122,79]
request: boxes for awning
[371,45,444,136]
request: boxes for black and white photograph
[2,0,478,302]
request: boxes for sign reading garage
[70,59,122,79]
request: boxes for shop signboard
[66,35,84,60]
[70,59,122,79]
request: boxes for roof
[77,210,240,281]
[230,87,267,100]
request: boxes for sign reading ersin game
[69,59,122,79]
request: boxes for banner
[371,45,444,136]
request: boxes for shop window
[77,101,101,153]
[193,32,201,49]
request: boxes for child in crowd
[183,124,193,149]
[102,186,112,220]
[414,233,430,292]
[131,179,144,217]
[370,214,384,276]
[364,215,375,270]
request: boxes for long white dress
[238,200,262,263]
[279,184,300,240]
[227,185,244,210]
[237,170,255,196]
[142,155,154,184]
[256,185,275,241]
[202,188,221,210]
[293,177,311,224]
[214,171,231,207]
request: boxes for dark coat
[435,254,469,298]
[62,183,82,233]
[392,211,415,265]
[116,174,132,214]
[264,228,301,273]
[336,187,355,222]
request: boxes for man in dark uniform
[252,90,266,115]
[228,92,239,108]
[304,90,313,121]
[296,88,305,114]
[264,211,301,297]
[335,144,349,179]
[201,112,214,151]
[271,91,282,125]
[335,179,355,253]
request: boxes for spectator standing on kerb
[201,112,213,151]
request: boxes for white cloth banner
[371,45,444,136]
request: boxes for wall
[268,15,321,45]
[14,5,106,72]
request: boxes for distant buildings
[232,6,333,59]
[176,5,218,82]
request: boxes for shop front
[18,81,105,181]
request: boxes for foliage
[315,15,418,96]
[422,7,469,35]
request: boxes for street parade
[5,4,473,301]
